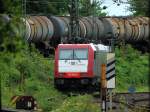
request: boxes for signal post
[101,64,107,112]
[100,52,115,112]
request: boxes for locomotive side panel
[93,52,115,88]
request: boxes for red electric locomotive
[54,44,115,89]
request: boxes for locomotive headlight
[59,73,64,76]
[65,72,81,78]
[80,73,87,76]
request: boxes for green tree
[79,0,106,16]
[128,0,149,16]
[0,0,26,53]
[26,0,69,15]
[25,0,106,16]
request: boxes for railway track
[1,108,35,112]
[93,92,150,112]
[2,92,149,112]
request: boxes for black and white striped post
[106,56,115,112]
[101,55,115,112]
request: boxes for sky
[100,0,133,16]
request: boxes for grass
[1,44,149,111]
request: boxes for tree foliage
[128,0,149,16]
[25,0,106,16]
[26,0,69,15]
[115,45,149,92]
[79,0,106,16]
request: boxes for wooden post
[101,64,107,112]
[109,89,112,112]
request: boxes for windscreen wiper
[74,53,81,62]
[65,54,73,62]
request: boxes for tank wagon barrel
[24,16,54,42]
[24,16,149,43]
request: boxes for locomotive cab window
[59,48,88,60]
[59,49,73,60]
[74,49,88,60]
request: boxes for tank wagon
[22,16,149,54]
[24,16,149,43]
[1,15,149,54]
[54,44,115,89]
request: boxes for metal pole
[69,0,79,43]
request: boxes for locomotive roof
[58,43,110,52]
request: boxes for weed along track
[93,92,150,112]
[2,92,150,112]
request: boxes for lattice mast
[69,0,79,43]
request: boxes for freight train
[23,16,149,55]
[1,15,149,55]
[54,43,115,90]
[23,16,149,43]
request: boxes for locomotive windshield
[59,49,73,60]
[59,49,88,60]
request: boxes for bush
[115,45,149,92]
[0,49,63,111]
